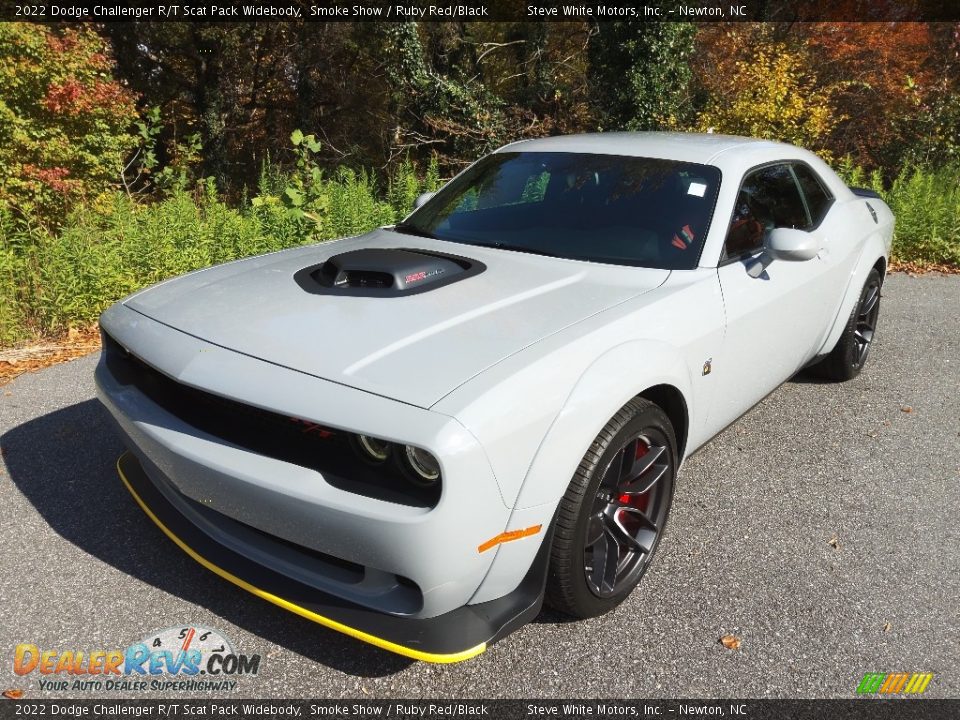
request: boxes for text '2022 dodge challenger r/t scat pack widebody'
[96,132,893,663]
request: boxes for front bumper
[94,302,552,659]
[117,452,548,662]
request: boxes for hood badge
[405,267,445,284]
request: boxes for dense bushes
[881,166,960,267]
[838,162,960,267]
[0,155,439,346]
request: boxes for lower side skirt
[116,452,549,663]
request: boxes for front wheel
[546,398,677,619]
[815,268,882,382]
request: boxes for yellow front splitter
[116,452,547,663]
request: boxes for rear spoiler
[850,187,882,200]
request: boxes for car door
[708,162,840,433]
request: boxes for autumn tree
[797,22,943,172]
[0,24,138,227]
[691,26,840,155]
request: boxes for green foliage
[387,154,442,219]
[883,166,960,266]
[837,160,960,266]
[0,210,32,345]
[0,23,138,228]
[250,131,440,239]
[588,21,696,130]
[132,107,204,194]
[374,23,507,161]
[0,148,444,345]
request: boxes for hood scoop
[294,247,485,297]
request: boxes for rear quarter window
[792,164,834,226]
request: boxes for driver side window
[724,164,809,259]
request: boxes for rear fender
[818,224,890,357]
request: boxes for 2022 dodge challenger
[96,133,893,662]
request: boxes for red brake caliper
[619,440,652,514]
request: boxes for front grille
[102,332,440,508]
[136,449,423,613]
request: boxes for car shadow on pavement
[1,399,412,678]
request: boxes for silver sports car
[96,133,893,662]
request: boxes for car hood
[125,230,669,408]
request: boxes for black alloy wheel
[854,276,881,368]
[546,397,677,618]
[584,433,673,598]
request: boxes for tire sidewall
[564,404,678,617]
[844,268,882,373]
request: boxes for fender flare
[818,233,889,357]
[467,341,692,604]
[514,339,692,510]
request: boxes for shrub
[884,165,960,266]
[838,160,960,267]
[0,210,33,345]
[0,24,138,229]
[0,151,444,345]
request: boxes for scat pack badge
[13,626,260,693]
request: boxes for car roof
[496,131,795,166]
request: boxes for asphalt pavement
[1,272,957,699]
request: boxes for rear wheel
[816,268,882,382]
[546,398,677,619]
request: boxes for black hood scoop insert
[294,247,485,297]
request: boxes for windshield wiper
[390,223,436,239]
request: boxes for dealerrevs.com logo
[13,626,260,693]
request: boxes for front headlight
[400,445,441,486]
[352,434,392,464]
[348,434,442,490]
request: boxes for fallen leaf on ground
[890,261,960,275]
[901,406,914,413]
[883,622,892,633]
[828,534,840,549]
[3,689,24,699]
[0,326,100,386]
[719,634,742,650]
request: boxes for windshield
[396,152,722,270]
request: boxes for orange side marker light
[478,524,542,553]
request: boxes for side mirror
[413,192,435,211]
[764,227,819,262]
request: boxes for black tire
[815,268,882,382]
[545,397,677,619]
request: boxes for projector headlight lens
[403,445,441,485]
[355,434,391,463]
